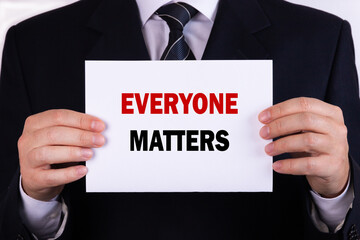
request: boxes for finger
[28,146,93,167]
[259,112,335,139]
[36,165,88,188]
[273,155,342,178]
[273,157,320,176]
[258,97,344,124]
[32,126,105,148]
[24,109,105,132]
[265,132,330,156]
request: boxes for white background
[0,0,359,90]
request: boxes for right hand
[18,109,105,201]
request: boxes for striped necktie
[156,2,198,60]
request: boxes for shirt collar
[135,0,219,26]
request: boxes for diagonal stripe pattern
[156,2,198,60]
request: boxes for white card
[85,60,273,192]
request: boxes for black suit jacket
[0,0,360,239]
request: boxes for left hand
[258,97,350,198]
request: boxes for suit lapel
[86,0,150,60]
[203,0,271,60]
[84,0,270,60]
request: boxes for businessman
[0,0,360,239]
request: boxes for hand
[18,109,105,201]
[258,97,350,198]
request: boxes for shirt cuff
[310,176,354,233]
[19,176,68,239]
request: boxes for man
[0,0,359,239]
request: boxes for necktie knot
[156,2,198,31]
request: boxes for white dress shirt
[19,0,354,238]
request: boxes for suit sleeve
[0,26,34,240]
[304,20,360,240]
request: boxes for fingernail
[93,135,105,146]
[260,126,270,138]
[91,121,105,131]
[81,149,93,159]
[273,161,282,171]
[77,166,88,176]
[259,111,271,123]
[265,142,274,154]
